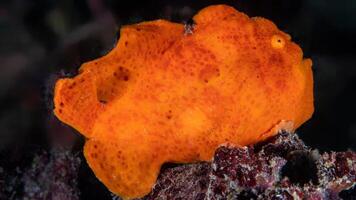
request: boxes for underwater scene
[0,1,355,199]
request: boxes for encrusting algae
[53,5,314,199]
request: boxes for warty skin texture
[53,5,314,199]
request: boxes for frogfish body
[53,5,314,199]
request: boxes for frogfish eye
[271,35,285,49]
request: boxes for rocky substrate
[1,132,355,200]
[126,132,356,200]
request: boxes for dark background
[0,0,355,199]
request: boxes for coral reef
[112,132,355,200]
[142,163,211,200]
[2,132,354,200]
[207,132,355,199]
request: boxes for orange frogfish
[53,5,314,199]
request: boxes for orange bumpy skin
[53,5,314,199]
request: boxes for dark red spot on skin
[113,67,130,82]
[269,53,284,66]
[275,79,287,90]
[100,100,107,104]
[68,82,76,89]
